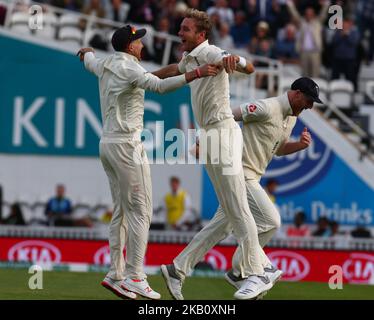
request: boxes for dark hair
[170,176,180,183]
[295,211,306,221]
[318,216,329,224]
[330,220,339,228]
[266,179,278,186]
[10,202,25,225]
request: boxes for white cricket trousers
[174,118,264,279]
[100,139,152,280]
[174,177,280,280]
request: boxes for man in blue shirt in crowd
[45,184,73,226]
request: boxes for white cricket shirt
[84,51,187,142]
[240,92,297,180]
[178,40,233,128]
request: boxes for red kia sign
[342,253,374,284]
[94,245,111,266]
[0,237,373,285]
[8,240,61,264]
[268,250,310,281]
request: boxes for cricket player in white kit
[77,25,220,300]
[156,9,272,300]
[163,77,321,299]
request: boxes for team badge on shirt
[247,104,257,113]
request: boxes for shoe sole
[225,273,270,300]
[101,280,137,300]
[252,272,283,300]
[255,290,268,300]
[121,283,161,300]
[161,264,183,300]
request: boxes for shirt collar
[115,51,139,63]
[186,40,209,57]
[279,92,293,118]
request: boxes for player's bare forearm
[152,64,181,79]
[277,128,311,155]
[236,61,255,75]
[184,64,220,83]
[278,142,307,156]
[232,106,243,121]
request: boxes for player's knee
[270,214,281,230]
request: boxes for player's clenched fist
[76,47,95,61]
[222,55,239,74]
[299,127,312,148]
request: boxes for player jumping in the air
[77,25,219,300]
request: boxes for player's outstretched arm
[221,54,255,75]
[152,64,181,79]
[77,47,101,76]
[77,47,94,61]
[132,63,220,94]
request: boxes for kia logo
[264,121,334,195]
[343,253,374,284]
[94,246,140,266]
[8,240,61,264]
[268,251,310,281]
[204,249,227,271]
[94,245,111,265]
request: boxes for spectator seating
[30,202,48,225]
[329,79,354,110]
[58,26,83,45]
[10,23,30,34]
[59,13,80,28]
[10,10,29,26]
[34,24,55,39]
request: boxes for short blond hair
[184,8,212,39]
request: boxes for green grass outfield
[0,268,373,300]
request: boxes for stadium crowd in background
[286,211,311,237]
[0,0,372,89]
[0,203,26,225]
[0,182,372,239]
[2,0,368,88]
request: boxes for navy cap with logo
[111,25,146,52]
[291,77,322,104]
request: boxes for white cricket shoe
[160,264,184,300]
[101,277,137,300]
[264,264,283,285]
[224,269,246,289]
[121,278,161,300]
[234,275,273,300]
